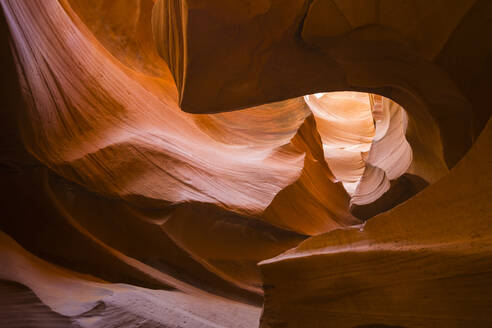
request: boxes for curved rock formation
[1,0,491,327]
[152,0,477,168]
[260,118,492,327]
[0,230,261,328]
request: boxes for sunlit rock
[0,0,491,327]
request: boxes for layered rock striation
[1,0,491,327]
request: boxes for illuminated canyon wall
[0,0,491,327]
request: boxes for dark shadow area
[351,174,429,221]
[354,325,406,328]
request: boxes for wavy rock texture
[0,0,491,327]
[260,118,492,328]
[304,92,413,207]
[0,230,260,328]
[0,0,321,300]
[152,0,479,168]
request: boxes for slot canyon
[0,0,491,327]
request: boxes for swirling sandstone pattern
[0,0,491,327]
[260,118,492,327]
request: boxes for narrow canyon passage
[0,1,491,328]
